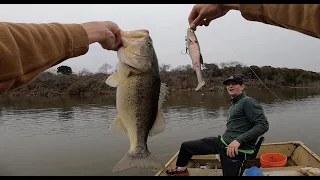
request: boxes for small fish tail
[112,151,164,172]
[195,81,205,91]
[194,66,205,91]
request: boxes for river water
[0,88,320,176]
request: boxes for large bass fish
[105,29,168,172]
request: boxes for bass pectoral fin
[105,72,119,87]
[149,110,166,137]
[110,115,128,136]
[105,71,129,87]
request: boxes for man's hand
[188,4,239,31]
[81,21,122,51]
[226,140,240,157]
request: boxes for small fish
[185,28,205,91]
[105,29,168,172]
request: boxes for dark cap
[223,76,244,85]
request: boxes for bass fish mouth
[121,30,150,48]
[117,29,153,72]
[121,29,149,38]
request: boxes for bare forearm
[0,22,89,95]
[237,4,320,39]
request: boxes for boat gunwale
[155,151,180,176]
[298,143,320,162]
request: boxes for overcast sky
[0,4,319,73]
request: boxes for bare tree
[159,63,171,72]
[99,63,112,74]
[78,68,93,76]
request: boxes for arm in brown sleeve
[239,4,320,39]
[0,22,89,95]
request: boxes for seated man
[166,76,269,176]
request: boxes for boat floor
[185,166,305,176]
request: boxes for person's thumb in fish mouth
[113,30,123,51]
[99,29,122,51]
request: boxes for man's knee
[180,138,204,151]
[180,141,193,150]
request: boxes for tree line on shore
[3,61,320,97]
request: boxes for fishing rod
[246,65,282,101]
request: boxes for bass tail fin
[112,151,164,172]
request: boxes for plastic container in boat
[260,153,287,168]
[245,166,264,176]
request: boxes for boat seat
[238,136,265,176]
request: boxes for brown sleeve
[239,4,320,39]
[0,22,89,95]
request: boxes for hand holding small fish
[188,4,239,30]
